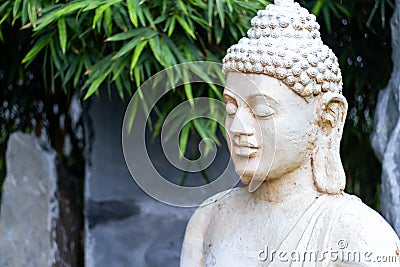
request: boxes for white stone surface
[0,132,59,267]
[182,72,400,267]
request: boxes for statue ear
[312,93,348,194]
[318,93,348,136]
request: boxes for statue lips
[233,139,259,157]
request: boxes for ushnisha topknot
[222,0,342,97]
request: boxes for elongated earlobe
[312,142,346,194]
[312,93,347,194]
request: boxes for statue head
[222,0,347,194]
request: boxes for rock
[0,132,59,267]
[371,0,400,235]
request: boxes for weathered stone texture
[0,132,59,267]
[371,0,400,235]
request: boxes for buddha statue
[181,0,400,266]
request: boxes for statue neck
[250,160,320,203]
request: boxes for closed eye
[252,104,275,118]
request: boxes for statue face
[224,72,317,185]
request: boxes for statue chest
[202,207,301,267]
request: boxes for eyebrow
[247,94,278,106]
[223,91,278,106]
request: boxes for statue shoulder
[182,187,244,245]
[180,188,242,267]
[331,196,400,263]
[191,187,243,219]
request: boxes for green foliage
[0,0,269,98]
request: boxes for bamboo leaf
[143,6,156,29]
[192,119,208,140]
[92,7,104,29]
[149,36,163,65]
[115,76,125,100]
[367,0,379,28]
[137,4,146,26]
[127,0,139,27]
[34,1,89,32]
[135,83,153,130]
[328,2,340,18]
[49,39,64,79]
[112,36,142,60]
[13,0,21,18]
[312,0,324,16]
[163,113,187,142]
[192,119,213,155]
[73,59,84,87]
[92,0,121,29]
[207,0,214,42]
[175,15,196,39]
[113,7,128,31]
[322,6,332,33]
[84,70,111,100]
[214,19,223,44]
[121,71,132,95]
[133,65,141,88]
[167,16,176,37]
[153,14,167,25]
[104,6,112,33]
[182,68,194,107]
[106,28,157,41]
[64,56,79,84]
[21,0,28,25]
[334,3,350,18]
[226,0,233,13]
[0,1,10,15]
[22,34,51,63]
[106,30,142,41]
[177,0,189,15]
[58,17,67,54]
[33,13,59,31]
[127,94,139,134]
[111,58,128,82]
[0,9,10,25]
[215,0,225,28]
[114,75,123,95]
[27,0,38,27]
[179,122,191,159]
[130,40,148,71]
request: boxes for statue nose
[229,107,255,136]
